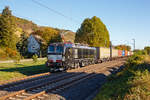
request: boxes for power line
[31,0,79,24]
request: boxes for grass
[0,59,50,82]
[94,54,150,100]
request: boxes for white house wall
[27,35,40,53]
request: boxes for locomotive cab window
[49,45,55,53]
[56,45,63,53]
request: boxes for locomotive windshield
[48,45,63,53]
[56,46,63,53]
[49,45,55,53]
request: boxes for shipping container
[118,50,122,57]
[125,50,128,56]
[122,50,125,56]
[129,51,133,56]
[112,49,118,57]
[96,47,110,59]
[127,51,130,56]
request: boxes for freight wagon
[46,42,130,72]
[96,47,110,62]
[118,50,123,57]
[112,49,118,58]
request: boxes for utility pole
[110,41,112,61]
[132,39,135,51]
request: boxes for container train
[46,42,132,72]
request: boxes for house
[27,34,43,55]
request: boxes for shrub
[125,54,144,68]
[0,48,22,61]
[124,70,150,100]
[13,52,21,64]
[32,54,38,63]
[5,47,17,58]
[0,48,7,60]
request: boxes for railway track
[0,59,125,100]
[0,72,51,89]
[0,64,92,92]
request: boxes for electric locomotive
[46,42,96,72]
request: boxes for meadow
[0,59,49,82]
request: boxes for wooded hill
[0,13,75,40]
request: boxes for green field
[0,59,49,82]
[94,54,150,100]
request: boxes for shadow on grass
[15,64,25,66]
[0,64,50,76]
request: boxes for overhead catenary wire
[31,0,79,24]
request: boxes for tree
[144,46,150,55]
[16,31,28,57]
[115,45,131,51]
[0,6,18,50]
[32,27,61,44]
[75,16,110,47]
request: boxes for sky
[0,0,150,50]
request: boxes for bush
[0,48,20,60]
[13,52,21,64]
[124,70,150,100]
[125,54,144,68]
[0,48,7,60]
[5,47,17,58]
[32,54,38,63]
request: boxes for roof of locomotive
[49,42,96,50]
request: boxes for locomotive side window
[83,49,86,58]
[87,49,90,58]
[84,49,87,58]
[85,49,88,58]
[81,49,84,58]
[78,48,82,58]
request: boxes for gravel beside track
[0,58,126,100]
